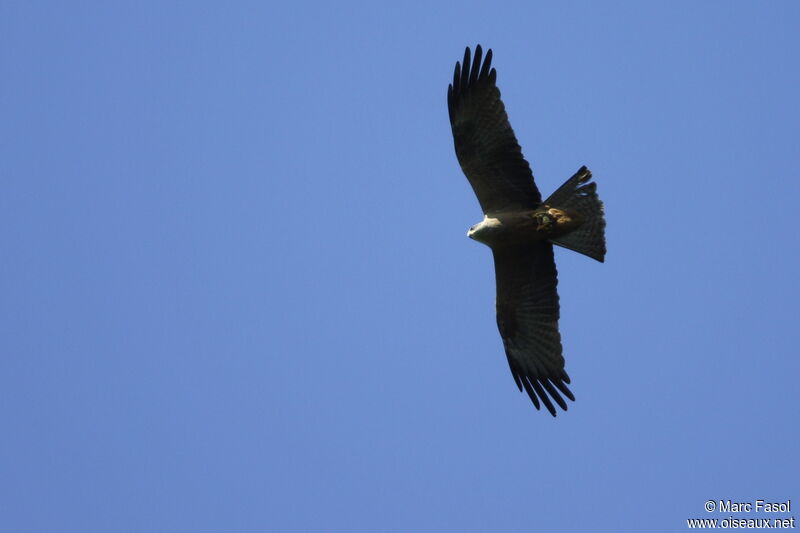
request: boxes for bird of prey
[447,45,606,416]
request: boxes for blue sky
[2,2,798,531]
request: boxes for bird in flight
[447,45,606,416]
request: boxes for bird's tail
[545,166,606,262]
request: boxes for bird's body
[447,45,606,416]
[468,206,583,247]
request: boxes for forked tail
[545,166,606,262]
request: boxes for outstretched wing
[492,242,575,416]
[448,45,541,214]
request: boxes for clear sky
[2,2,798,531]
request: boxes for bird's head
[467,216,500,245]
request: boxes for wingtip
[461,47,471,88]
[516,371,575,416]
[542,379,569,411]
[520,377,541,411]
[552,377,575,402]
[530,379,557,416]
[450,44,496,104]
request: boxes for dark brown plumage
[448,46,542,213]
[448,45,605,416]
